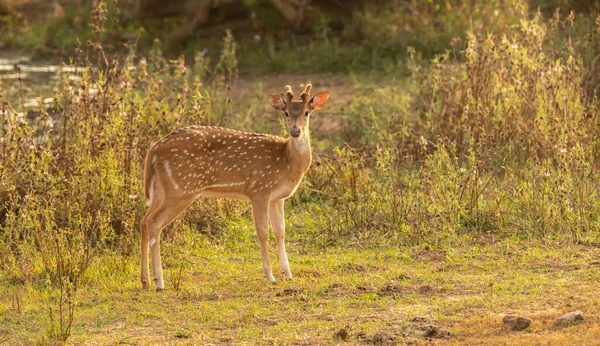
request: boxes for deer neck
[285,131,312,175]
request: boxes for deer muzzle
[290,126,301,138]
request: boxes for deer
[140,83,330,290]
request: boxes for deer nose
[290,127,301,138]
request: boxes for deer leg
[270,199,292,279]
[140,191,163,290]
[147,197,194,291]
[140,210,152,290]
[251,198,276,283]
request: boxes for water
[0,55,80,110]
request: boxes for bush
[299,10,600,246]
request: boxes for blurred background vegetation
[0,0,597,72]
[1,0,600,342]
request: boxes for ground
[1,226,599,344]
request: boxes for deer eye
[305,111,309,116]
[284,112,288,117]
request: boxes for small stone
[334,328,348,341]
[554,311,584,327]
[503,316,531,331]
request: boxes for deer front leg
[270,199,292,279]
[251,199,276,283]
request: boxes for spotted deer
[140,83,330,290]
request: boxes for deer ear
[309,91,330,111]
[269,93,286,111]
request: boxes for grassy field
[3,232,600,344]
[2,0,600,344]
[9,239,600,345]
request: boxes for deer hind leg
[146,195,195,291]
[251,198,276,283]
[269,199,292,279]
[140,199,161,290]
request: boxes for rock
[333,328,348,341]
[502,316,531,331]
[554,311,584,327]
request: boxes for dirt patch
[355,284,374,292]
[336,318,450,344]
[257,318,279,326]
[401,317,450,339]
[317,281,436,298]
[333,327,349,341]
[412,249,447,263]
[371,330,396,344]
[275,288,304,297]
[349,282,440,297]
[295,268,324,278]
[337,328,397,345]
[417,284,435,295]
[378,282,410,296]
[335,262,368,272]
[318,282,355,297]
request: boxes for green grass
[2,230,599,344]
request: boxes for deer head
[268,83,330,138]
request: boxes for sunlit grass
[2,235,599,344]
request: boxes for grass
[2,231,599,344]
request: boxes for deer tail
[143,148,155,207]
